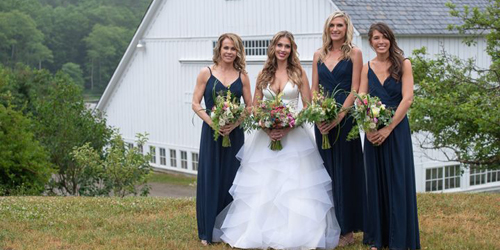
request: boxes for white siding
[361,36,491,69]
[145,0,337,38]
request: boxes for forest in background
[0,0,152,97]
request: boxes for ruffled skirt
[213,126,341,249]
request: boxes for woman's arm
[300,68,311,106]
[339,47,363,120]
[192,67,212,126]
[374,59,414,145]
[311,51,321,96]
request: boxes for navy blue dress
[196,67,244,243]
[314,59,367,235]
[363,62,420,249]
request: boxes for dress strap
[367,61,371,69]
[207,66,213,75]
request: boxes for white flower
[265,121,272,128]
[371,106,380,117]
[219,119,226,126]
[381,104,386,110]
[369,122,376,130]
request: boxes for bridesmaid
[191,33,252,246]
[311,11,366,246]
[359,23,421,250]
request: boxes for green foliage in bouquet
[347,91,394,142]
[210,81,246,147]
[300,86,342,149]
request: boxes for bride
[213,31,341,250]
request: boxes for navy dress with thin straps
[314,59,367,235]
[196,67,244,243]
[363,62,421,249]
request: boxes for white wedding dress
[213,82,341,250]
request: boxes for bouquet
[250,92,299,151]
[347,91,394,141]
[300,86,341,149]
[210,87,246,147]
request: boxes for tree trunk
[99,60,102,88]
[90,59,94,90]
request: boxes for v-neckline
[323,59,343,73]
[211,75,239,89]
[369,66,390,87]
[269,81,290,95]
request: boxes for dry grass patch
[0,193,498,249]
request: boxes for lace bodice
[263,82,299,112]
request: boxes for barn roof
[334,0,490,35]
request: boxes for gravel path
[147,182,196,198]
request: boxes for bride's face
[274,37,291,62]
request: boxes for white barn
[96,0,499,193]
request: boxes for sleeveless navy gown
[196,67,244,243]
[363,62,421,249]
[314,59,367,235]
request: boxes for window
[170,149,177,167]
[470,168,500,186]
[149,146,156,164]
[444,165,461,189]
[160,148,166,165]
[138,144,143,154]
[213,39,270,56]
[244,40,270,56]
[487,169,500,183]
[181,151,188,169]
[425,167,443,192]
[192,152,199,171]
[470,168,486,186]
[425,165,462,192]
[127,143,134,149]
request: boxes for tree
[34,72,112,195]
[0,102,53,195]
[84,24,132,90]
[62,62,84,88]
[410,1,500,169]
[0,10,53,68]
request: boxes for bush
[0,103,53,195]
[71,132,152,197]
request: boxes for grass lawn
[0,193,498,250]
[147,171,197,186]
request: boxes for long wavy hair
[319,11,354,63]
[212,33,247,73]
[257,31,302,91]
[368,22,405,82]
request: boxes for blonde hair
[212,33,247,73]
[319,11,354,62]
[257,31,303,90]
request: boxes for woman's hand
[273,127,292,141]
[317,113,345,134]
[366,131,378,145]
[220,123,238,136]
[372,126,392,145]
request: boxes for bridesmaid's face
[329,17,347,42]
[370,30,390,54]
[220,38,237,64]
[275,37,291,62]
